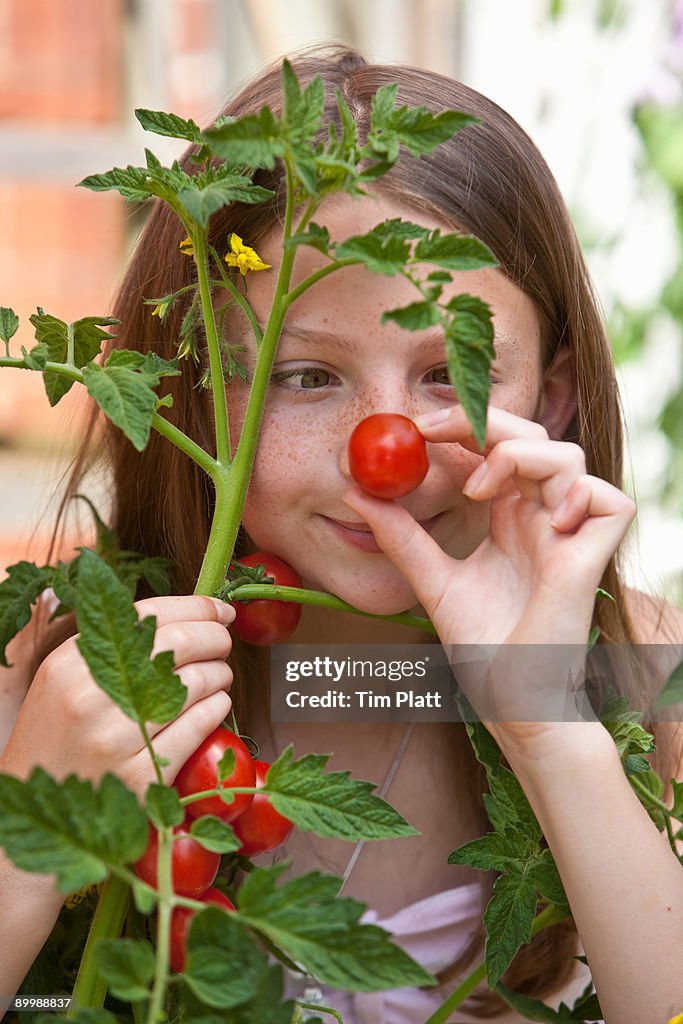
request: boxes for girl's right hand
[0,595,235,797]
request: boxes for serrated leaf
[282,60,325,145]
[623,753,652,773]
[79,165,157,203]
[29,310,117,406]
[82,360,159,451]
[598,687,655,756]
[496,981,573,1021]
[0,561,54,666]
[184,907,269,1006]
[0,306,19,345]
[203,108,286,169]
[488,767,541,842]
[177,179,274,227]
[285,223,331,254]
[145,783,184,829]
[0,769,147,891]
[217,746,237,783]
[414,230,497,271]
[189,815,241,854]
[443,293,495,449]
[263,745,417,841]
[75,548,186,725]
[654,660,683,709]
[390,106,479,157]
[484,872,537,987]
[381,300,440,331]
[370,84,399,129]
[21,342,49,370]
[526,850,570,914]
[135,108,201,141]
[334,226,411,276]
[449,829,528,872]
[94,939,155,1001]
[670,779,683,821]
[237,865,434,992]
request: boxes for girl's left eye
[427,365,452,386]
[271,366,338,390]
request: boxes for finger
[342,487,458,620]
[145,659,233,739]
[414,404,549,452]
[462,439,586,509]
[550,475,636,538]
[151,690,233,785]
[151,619,233,666]
[134,594,235,628]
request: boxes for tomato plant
[348,413,429,499]
[174,726,257,822]
[230,552,302,645]
[231,759,294,857]
[169,886,235,973]
[133,818,220,899]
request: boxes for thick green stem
[423,903,568,1024]
[146,827,173,1024]
[194,231,231,466]
[69,874,130,1015]
[151,412,219,479]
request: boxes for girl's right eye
[270,366,339,390]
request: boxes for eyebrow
[275,324,514,358]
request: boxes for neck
[287,604,437,645]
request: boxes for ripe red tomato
[133,818,220,899]
[169,886,235,973]
[230,552,302,645]
[174,726,256,822]
[231,760,294,857]
[348,413,429,499]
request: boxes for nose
[336,379,421,482]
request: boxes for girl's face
[225,195,548,616]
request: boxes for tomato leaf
[282,59,325,145]
[184,907,270,1008]
[671,779,683,822]
[237,865,434,991]
[598,686,655,757]
[0,561,54,667]
[443,293,495,450]
[449,829,529,872]
[334,225,411,276]
[262,745,418,841]
[285,222,331,254]
[93,939,155,1002]
[484,871,538,987]
[28,309,117,406]
[381,300,440,330]
[176,179,274,228]
[0,306,19,348]
[0,768,147,892]
[202,108,287,170]
[145,783,184,829]
[526,850,570,915]
[82,359,161,452]
[135,108,202,142]
[189,815,241,854]
[654,660,683,709]
[414,231,498,271]
[75,548,186,725]
[495,982,574,1021]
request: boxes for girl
[1,48,682,1024]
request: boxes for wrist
[490,720,620,778]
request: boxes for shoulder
[622,586,683,644]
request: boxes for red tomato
[348,413,429,499]
[230,552,302,645]
[231,760,294,857]
[133,818,220,899]
[170,886,235,973]
[174,726,256,822]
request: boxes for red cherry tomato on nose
[231,760,294,858]
[348,413,429,499]
[230,552,302,645]
[133,817,220,899]
[174,726,256,823]
[170,886,235,973]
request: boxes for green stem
[225,582,437,635]
[629,774,679,855]
[66,323,75,367]
[69,874,130,1015]
[146,827,173,1024]
[141,723,164,786]
[210,247,263,345]
[284,258,359,308]
[193,230,231,467]
[295,1001,343,1024]
[151,411,219,479]
[423,904,567,1024]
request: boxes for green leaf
[285,222,331,254]
[21,342,49,370]
[145,783,184,829]
[217,745,237,783]
[79,165,158,203]
[75,548,186,725]
[135,108,201,142]
[0,561,54,667]
[414,231,497,271]
[371,84,399,129]
[443,294,496,449]
[598,687,655,757]
[82,360,159,451]
[29,309,117,405]
[495,981,573,1021]
[237,865,434,992]
[334,225,411,276]
[623,753,652,774]
[390,106,479,157]
[93,939,155,1001]
[670,779,683,822]
[526,850,570,914]
[487,766,542,842]
[484,871,537,987]
[177,179,274,228]
[184,907,269,1006]
[282,60,325,144]
[0,768,147,891]
[0,306,19,347]
[262,745,418,841]
[654,660,683,709]
[381,301,440,331]
[449,829,528,872]
[202,108,286,170]
[189,815,241,854]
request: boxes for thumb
[342,487,455,619]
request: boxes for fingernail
[414,408,451,430]
[463,461,488,496]
[550,498,569,527]
[215,599,236,624]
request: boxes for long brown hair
[38,45,679,1013]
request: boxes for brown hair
[38,45,679,1013]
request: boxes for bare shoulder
[622,585,683,644]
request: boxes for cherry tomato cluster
[133,726,294,973]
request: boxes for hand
[0,595,235,796]
[343,405,636,739]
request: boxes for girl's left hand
[343,405,636,741]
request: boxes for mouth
[321,512,444,553]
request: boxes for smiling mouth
[322,512,443,540]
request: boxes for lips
[321,512,443,553]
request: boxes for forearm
[0,850,65,1020]
[498,724,683,1024]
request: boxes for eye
[271,366,338,390]
[427,365,452,386]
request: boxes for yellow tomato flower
[179,236,194,257]
[151,298,171,320]
[667,1013,683,1024]
[225,233,271,276]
